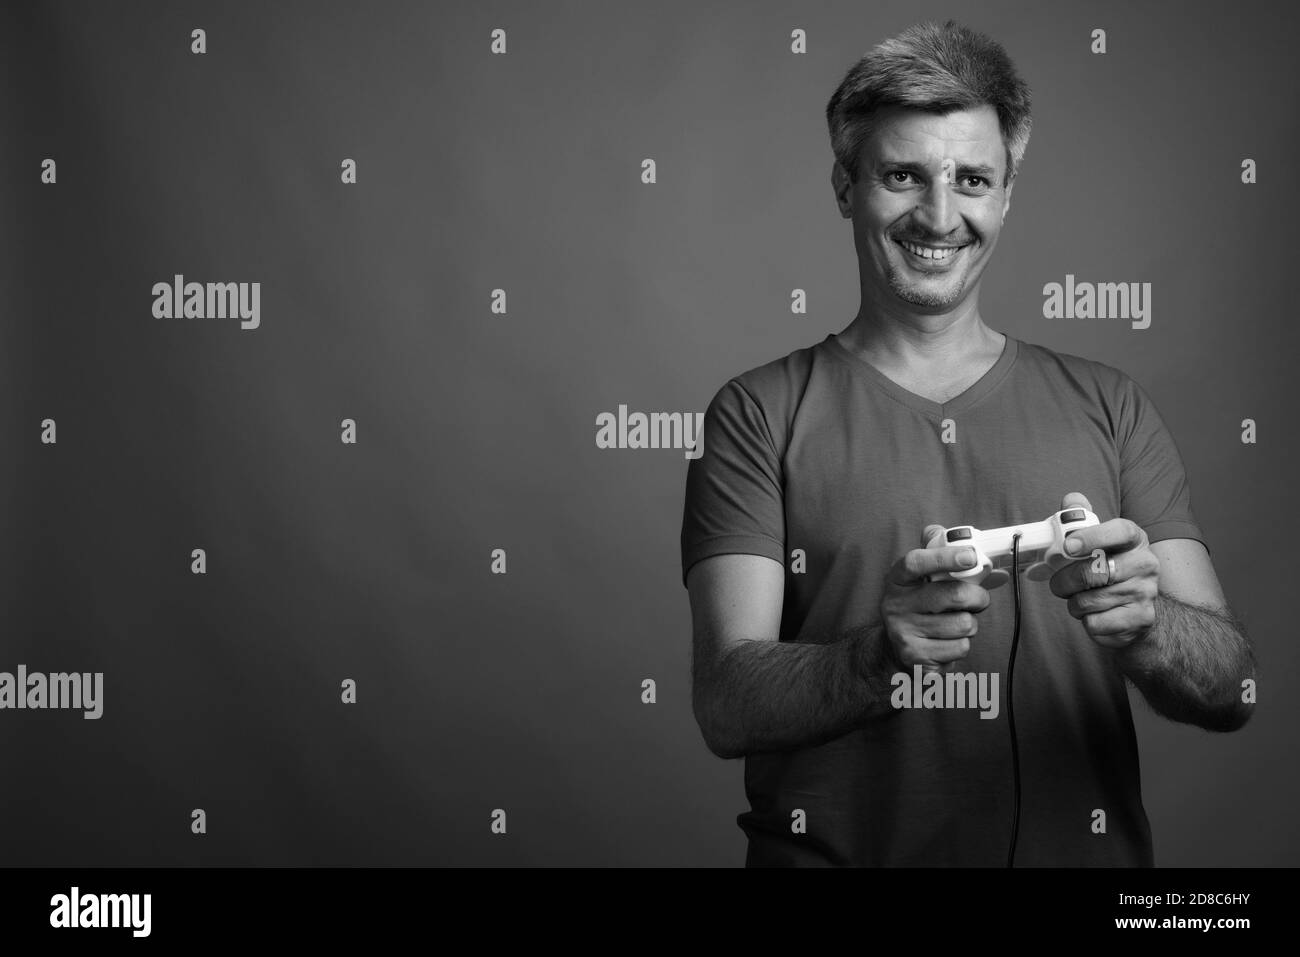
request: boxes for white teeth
[900,240,963,260]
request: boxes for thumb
[1061,491,1092,512]
[922,524,946,546]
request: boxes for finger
[913,580,991,614]
[1050,552,1111,597]
[1061,491,1092,512]
[889,545,979,586]
[1050,553,1112,598]
[1062,518,1145,559]
[911,635,973,665]
[902,610,979,640]
[1050,547,1156,598]
[1065,583,1131,619]
[1081,603,1155,641]
[921,524,946,546]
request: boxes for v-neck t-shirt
[680,331,1204,866]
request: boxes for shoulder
[1013,337,1166,447]
[723,337,822,402]
[698,337,829,457]
[707,337,824,422]
[1013,336,1142,401]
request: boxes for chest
[875,361,1000,406]
[780,398,1124,560]
[892,373,986,405]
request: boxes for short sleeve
[680,378,786,587]
[1116,374,1207,551]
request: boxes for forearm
[1116,593,1256,732]
[693,623,900,759]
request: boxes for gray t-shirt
[680,331,1204,866]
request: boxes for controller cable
[1006,532,1023,868]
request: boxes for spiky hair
[826,21,1033,185]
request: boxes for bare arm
[1053,503,1257,734]
[687,554,898,759]
[688,542,987,759]
[1115,539,1256,732]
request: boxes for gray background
[3,0,1295,866]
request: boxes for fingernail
[959,548,976,567]
[1065,536,1082,556]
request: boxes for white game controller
[924,507,1101,589]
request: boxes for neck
[839,297,1001,368]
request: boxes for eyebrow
[877,159,999,178]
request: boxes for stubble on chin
[884,265,965,309]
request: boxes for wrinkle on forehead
[867,106,1004,171]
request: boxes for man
[680,20,1255,867]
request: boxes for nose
[912,177,962,237]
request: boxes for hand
[1049,492,1161,649]
[880,528,992,674]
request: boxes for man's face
[835,104,1014,313]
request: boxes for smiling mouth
[894,238,971,262]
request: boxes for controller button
[945,527,973,542]
[1059,508,1086,523]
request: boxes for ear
[1001,177,1015,223]
[831,161,854,219]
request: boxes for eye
[958,175,991,192]
[886,170,916,185]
